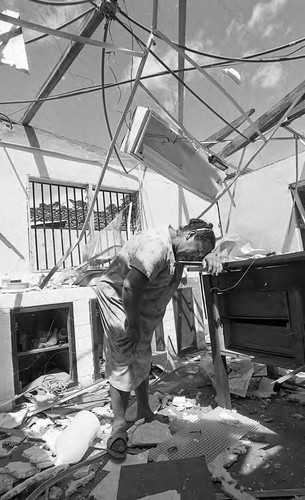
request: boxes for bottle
[54,410,100,464]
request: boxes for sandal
[107,428,128,460]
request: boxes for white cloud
[251,63,284,88]
[262,23,277,38]
[248,0,287,30]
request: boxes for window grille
[29,180,139,271]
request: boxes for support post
[178,0,186,125]
[201,274,231,409]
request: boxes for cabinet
[202,251,305,407]
[173,287,197,354]
[11,302,78,393]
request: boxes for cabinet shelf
[17,343,69,357]
[222,315,289,321]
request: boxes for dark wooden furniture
[202,251,305,409]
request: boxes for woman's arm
[119,267,149,352]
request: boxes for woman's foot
[135,409,169,424]
[107,423,128,460]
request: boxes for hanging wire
[118,8,305,64]
[25,6,95,44]
[2,12,305,109]
[100,20,128,173]
[27,0,96,6]
[0,113,13,130]
[210,257,257,293]
[115,16,250,142]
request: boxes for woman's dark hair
[180,218,216,249]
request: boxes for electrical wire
[101,20,128,173]
[25,6,95,45]
[27,0,95,6]
[115,16,250,142]
[2,30,305,109]
[0,113,13,130]
[210,257,257,293]
[118,8,305,64]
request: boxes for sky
[1,0,305,171]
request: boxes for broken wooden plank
[1,464,68,500]
[218,78,305,158]
[272,364,305,389]
[27,379,109,417]
[203,109,255,146]
[216,488,305,499]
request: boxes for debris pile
[0,350,305,498]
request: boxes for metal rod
[32,182,39,270]
[152,0,158,30]
[197,85,305,219]
[73,187,81,264]
[178,0,187,125]
[49,184,56,265]
[80,188,87,245]
[224,147,246,235]
[0,12,144,57]
[41,183,48,270]
[65,186,73,267]
[40,31,155,288]
[156,28,267,144]
[57,186,65,268]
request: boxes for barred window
[29,179,139,271]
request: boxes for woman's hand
[203,252,223,275]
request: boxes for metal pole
[40,32,155,288]
[156,28,266,144]
[178,0,186,125]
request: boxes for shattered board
[117,456,215,500]
[149,407,258,464]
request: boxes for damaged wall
[0,122,220,280]
[0,122,219,407]
[218,151,305,253]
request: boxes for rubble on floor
[1,349,305,498]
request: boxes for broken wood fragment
[1,464,68,500]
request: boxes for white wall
[218,152,305,253]
[0,124,220,282]
[139,166,221,236]
[0,142,137,280]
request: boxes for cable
[27,0,95,6]
[118,8,305,64]
[25,6,95,45]
[115,16,250,142]
[2,41,305,108]
[101,20,128,173]
[0,113,13,130]
[210,257,257,293]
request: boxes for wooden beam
[0,12,141,56]
[218,78,305,158]
[19,3,140,125]
[283,123,305,142]
[21,9,104,125]
[285,99,305,124]
[203,108,255,146]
